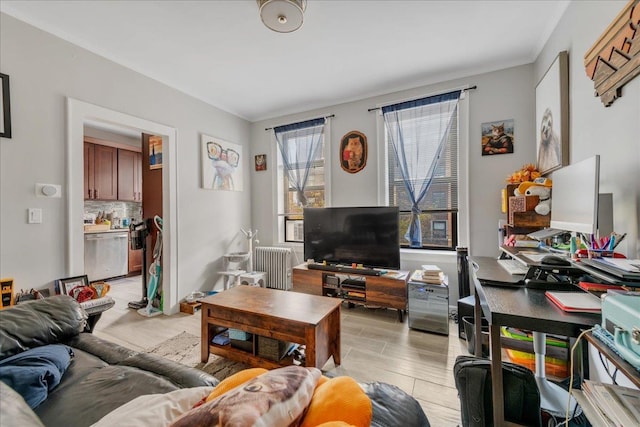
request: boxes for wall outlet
[28,208,42,224]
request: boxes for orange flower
[506,164,541,184]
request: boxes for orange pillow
[300,376,372,427]
[205,368,268,402]
[173,366,321,427]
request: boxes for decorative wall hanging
[340,130,367,173]
[149,136,163,169]
[255,154,267,171]
[481,119,514,155]
[584,0,639,107]
[535,51,569,176]
[0,73,11,139]
[202,134,243,191]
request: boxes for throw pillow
[0,344,73,408]
[90,386,214,427]
[300,376,372,427]
[171,365,321,427]
[205,367,268,402]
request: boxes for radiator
[254,246,292,290]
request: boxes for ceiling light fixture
[257,0,306,33]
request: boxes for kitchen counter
[84,228,129,234]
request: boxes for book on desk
[545,291,602,313]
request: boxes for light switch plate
[28,208,42,224]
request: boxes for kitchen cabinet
[84,142,118,200]
[117,149,142,202]
[128,232,143,274]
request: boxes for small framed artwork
[149,136,163,170]
[481,119,514,155]
[201,134,243,191]
[0,73,11,139]
[255,154,267,171]
[56,275,89,296]
[340,131,367,173]
[535,50,569,175]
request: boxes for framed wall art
[255,154,267,171]
[481,119,514,156]
[340,130,367,173]
[535,50,569,175]
[56,275,89,296]
[201,134,243,191]
[149,136,163,170]
[0,73,11,139]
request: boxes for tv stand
[306,262,381,276]
[292,263,409,322]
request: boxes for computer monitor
[550,155,602,236]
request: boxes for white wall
[536,0,639,389]
[250,64,537,305]
[535,0,639,259]
[0,14,252,306]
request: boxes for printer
[601,291,640,369]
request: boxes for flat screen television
[303,206,400,270]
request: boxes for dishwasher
[84,231,128,282]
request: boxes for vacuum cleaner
[128,219,150,310]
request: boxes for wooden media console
[292,263,409,321]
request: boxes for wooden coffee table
[200,286,341,369]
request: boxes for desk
[470,256,601,427]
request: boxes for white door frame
[66,98,179,314]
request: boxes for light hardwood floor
[95,276,467,426]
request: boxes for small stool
[239,271,267,288]
[219,270,245,290]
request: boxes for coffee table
[200,286,341,369]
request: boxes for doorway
[67,98,179,314]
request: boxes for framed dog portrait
[535,50,569,175]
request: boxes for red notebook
[578,281,623,292]
[545,291,602,313]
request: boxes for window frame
[376,90,469,252]
[273,119,332,245]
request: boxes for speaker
[1,278,14,309]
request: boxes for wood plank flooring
[95,276,466,426]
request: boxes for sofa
[0,296,431,426]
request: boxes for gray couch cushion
[35,365,182,427]
[0,296,86,361]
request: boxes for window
[275,119,327,243]
[384,94,459,250]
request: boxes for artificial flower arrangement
[506,163,541,184]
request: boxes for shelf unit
[569,331,640,426]
[205,324,297,370]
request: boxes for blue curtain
[383,91,461,247]
[274,118,326,207]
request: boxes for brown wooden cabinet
[117,149,142,202]
[292,264,409,321]
[128,232,143,275]
[84,142,118,200]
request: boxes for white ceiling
[1,0,570,122]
